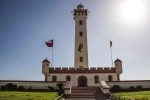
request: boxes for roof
[42,58,50,63]
[114,58,122,63]
[77,3,84,9]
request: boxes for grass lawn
[0,91,60,100]
[114,91,150,100]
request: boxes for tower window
[79,32,83,36]
[52,75,57,82]
[108,75,113,81]
[79,66,83,68]
[79,56,83,62]
[79,20,83,25]
[79,43,83,49]
[78,43,83,52]
[66,75,71,81]
[94,75,99,83]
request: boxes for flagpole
[110,47,113,67]
[52,40,54,68]
[110,41,113,67]
[52,47,53,67]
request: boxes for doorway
[78,75,87,87]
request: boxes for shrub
[129,86,136,92]
[28,86,32,91]
[18,86,24,90]
[56,83,63,90]
[136,85,142,91]
[1,85,5,90]
[110,85,121,92]
[5,83,17,90]
[48,86,54,91]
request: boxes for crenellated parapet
[73,9,88,16]
[49,67,116,73]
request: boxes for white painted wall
[74,8,89,68]
[106,81,150,89]
[47,73,118,87]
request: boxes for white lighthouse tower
[73,3,89,68]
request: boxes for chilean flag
[45,40,53,47]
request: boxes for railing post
[64,81,72,98]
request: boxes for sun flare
[119,0,146,24]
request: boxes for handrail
[64,81,72,98]
[99,81,110,94]
[55,94,64,100]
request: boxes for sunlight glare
[119,0,146,24]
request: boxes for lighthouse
[73,3,89,68]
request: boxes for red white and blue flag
[45,40,53,47]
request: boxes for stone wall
[0,80,65,89]
[106,80,150,89]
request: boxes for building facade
[42,4,123,87]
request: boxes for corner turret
[114,58,123,81]
[42,58,50,75]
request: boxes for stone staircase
[65,86,110,100]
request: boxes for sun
[119,0,146,24]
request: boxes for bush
[48,86,54,91]
[1,85,5,90]
[5,83,17,90]
[18,86,24,90]
[129,86,136,92]
[136,85,142,91]
[28,86,32,91]
[56,83,63,90]
[110,85,121,92]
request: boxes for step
[69,95,95,98]
[71,90,96,93]
[71,93,94,95]
[72,87,98,90]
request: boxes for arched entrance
[78,75,87,87]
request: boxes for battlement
[73,9,88,16]
[49,67,116,73]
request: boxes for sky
[0,0,150,81]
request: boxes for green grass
[0,91,60,100]
[114,91,150,100]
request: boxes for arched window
[66,75,71,81]
[108,75,113,81]
[78,44,83,52]
[94,75,99,83]
[52,75,57,82]
[79,56,83,62]
[79,20,83,25]
[79,43,83,49]
[79,31,83,37]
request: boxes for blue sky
[0,0,150,81]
